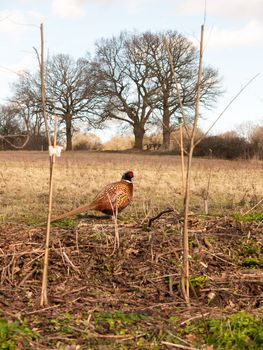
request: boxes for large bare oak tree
[93,31,222,149]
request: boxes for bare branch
[195,73,260,147]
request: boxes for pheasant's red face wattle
[122,171,134,181]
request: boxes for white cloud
[178,0,263,20]
[51,0,86,18]
[206,20,263,49]
[51,0,151,18]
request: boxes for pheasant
[50,171,134,223]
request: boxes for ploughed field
[0,151,262,349]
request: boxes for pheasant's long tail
[50,203,96,223]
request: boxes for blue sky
[0,0,262,140]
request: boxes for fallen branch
[148,208,175,227]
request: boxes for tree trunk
[133,124,145,150]
[162,97,171,150]
[65,114,72,151]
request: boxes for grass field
[0,151,262,349]
[0,150,262,223]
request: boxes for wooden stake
[40,117,58,306]
[38,23,58,306]
[181,24,204,306]
[179,121,185,196]
[40,23,51,148]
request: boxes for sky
[0,0,262,140]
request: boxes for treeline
[164,128,263,159]
[194,131,263,159]
[66,127,263,160]
[0,29,222,151]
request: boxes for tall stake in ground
[181,25,204,306]
[179,118,185,196]
[40,117,58,306]
[39,23,58,306]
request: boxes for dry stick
[39,22,56,307]
[148,208,174,227]
[39,23,51,148]
[161,341,199,350]
[181,24,204,307]
[179,121,185,195]
[106,192,119,253]
[40,116,58,306]
[242,198,263,215]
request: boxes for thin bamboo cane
[39,22,58,306]
[181,24,204,306]
[40,117,58,306]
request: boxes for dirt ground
[0,213,262,349]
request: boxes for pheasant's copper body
[50,171,134,222]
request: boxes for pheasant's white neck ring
[123,179,132,183]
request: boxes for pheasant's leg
[113,207,119,249]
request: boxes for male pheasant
[50,171,134,222]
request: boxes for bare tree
[94,31,222,150]
[141,31,222,150]
[0,104,30,149]
[11,54,100,151]
[93,33,159,149]
[8,85,47,149]
[45,54,101,150]
[0,104,21,135]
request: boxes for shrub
[102,135,134,150]
[72,132,102,151]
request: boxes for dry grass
[0,150,262,223]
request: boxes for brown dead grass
[0,150,262,223]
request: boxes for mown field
[0,151,262,350]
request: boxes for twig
[23,304,61,315]
[148,208,175,227]
[161,341,199,350]
[107,192,119,252]
[242,198,263,215]
[118,333,147,342]
[62,251,80,273]
[207,252,236,266]
[18,267,37,286]
[194,73,260,147]
[180,312,210,325]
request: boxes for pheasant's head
[122,171,134,182]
